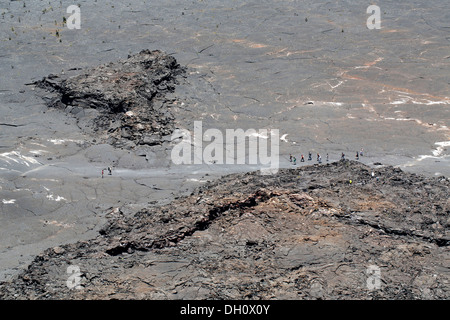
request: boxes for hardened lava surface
[1,161,448,299]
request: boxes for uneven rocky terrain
[1,0,449,300]
[34,49,185,150]
[1,161,448,299]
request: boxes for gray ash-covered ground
[0,161,448,299]
[33,49,185,150]
[1,0,449,300]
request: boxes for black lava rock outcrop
[34,50,185,149]
[0,161,448,300]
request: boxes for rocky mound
[33,50,185,149]
[0,161,448,299]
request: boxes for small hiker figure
[301,155,305,162]
[318,155,322,164]
[289,154,293,162]
[308,152,312,161]
[341,152,345,161]
[101,169,104,178]
[108,166,112,175]
[356,151,359,160]
[293,156,297,165]
[360,148,364,157]
[326,153,329,162]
